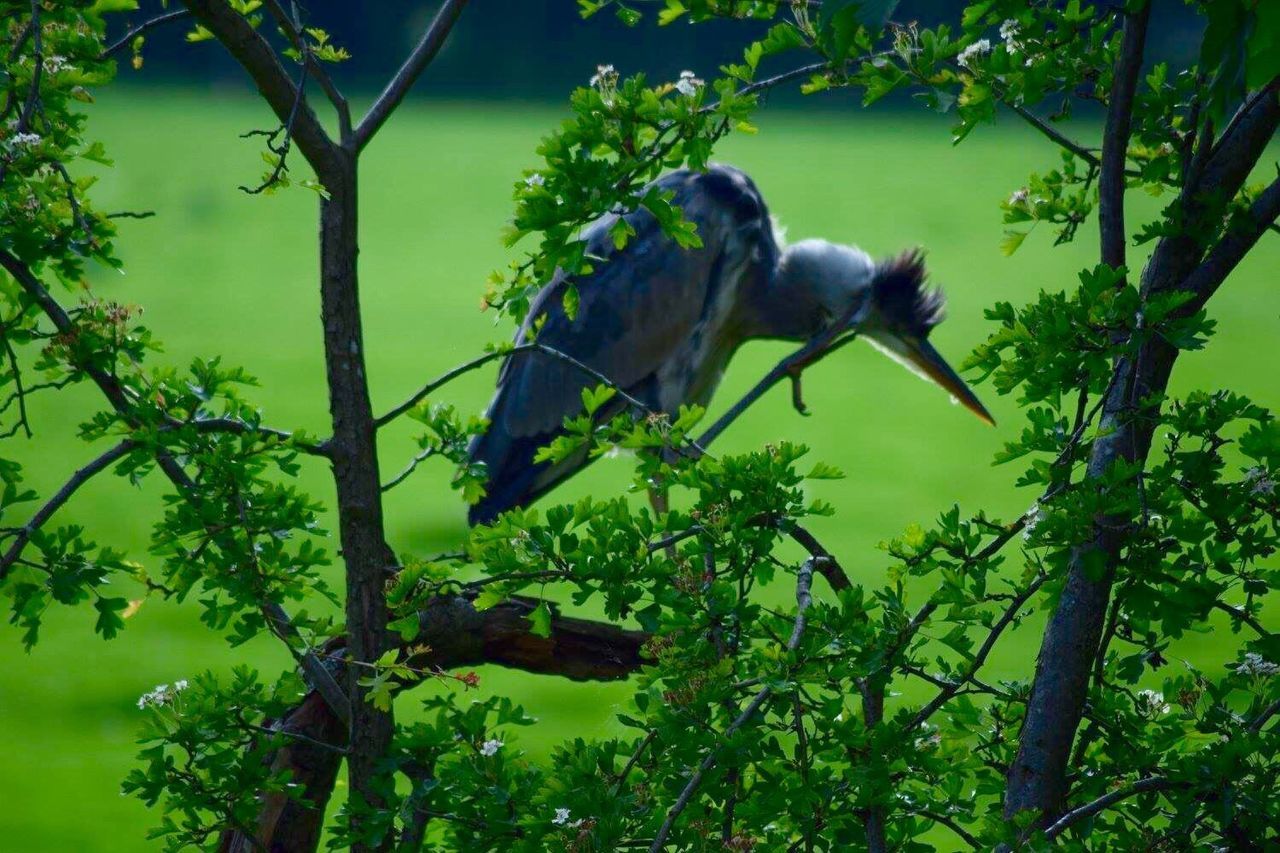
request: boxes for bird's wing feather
[470,165,777,522]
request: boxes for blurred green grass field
[1,88,1276,850]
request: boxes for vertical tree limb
[315,149,397,849]
[1098,2,1149,274]
[1004,23,1279,829]
[1004,2,1155,825]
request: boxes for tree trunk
[317,147,395,849]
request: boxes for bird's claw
[789,371,810,416]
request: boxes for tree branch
[217,687,348,853]
[404,594,649,680]
[261,0,351,142]
[101,9,192,60]
[1042,776,1171,841]
[1190,82,1278,207]
[216,594,648,851]
[1180,174,1280,310]
[178,0,337,176]
[353,0,470,152]
[1099,2,1150,273]
[0,438,137,582]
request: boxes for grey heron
[467,164,993,525]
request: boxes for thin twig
[0,438,137,582]
[1248,697,1280,734]
[695,303,865,449]
[905,572,1048,729]
[1042,776,1171,840]
[376,342,658,435]
[1006,102,1100,166]
[1,333,32,438]
[1212,601,1273,640]
[261,0,351,141]
[190,416,329,456]
[238,60,308,195]
[909,809,981,849]
[381,446,437,492]
[101,9,193,59]
[647,559,814,851]
[611,730,657,797]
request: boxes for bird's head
[780,240,994,426]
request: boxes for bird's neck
[744,242,842,341]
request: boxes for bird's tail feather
[466,432,590,526]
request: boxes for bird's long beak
[867,332,995,426]
[903,337,995,425]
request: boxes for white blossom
[553,807,572,825]
[1136,689,1170,715]
[1008,188,1029,206]
[136,679,189,710]
[1236,653,1279,677]
[998,19,1021,51]
[10,132,41,147]
[479,738,504,756]
[589,64,616,88]
[957,39,991,69]
[43,55,70,73]
[524,172,545,188]
[675,69,704,97]
[1022,501,1045,540]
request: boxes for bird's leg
[787,366,810,416]
[648,482,669,518]
[646,447,678,560]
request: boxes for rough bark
[316,149,397,847]
[218,689,349,853]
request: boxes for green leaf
[581,384,617,416]
[807,461,845,480]
[94,596,128,640]
[615,5,642,27]
[90,0,139,14]
[999,229,1029,256]
[474,588,506,611]
[388,614,421,643]
[528,601,552,638]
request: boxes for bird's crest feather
[872,249,945,337]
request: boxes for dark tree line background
[119,0,1206,100]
